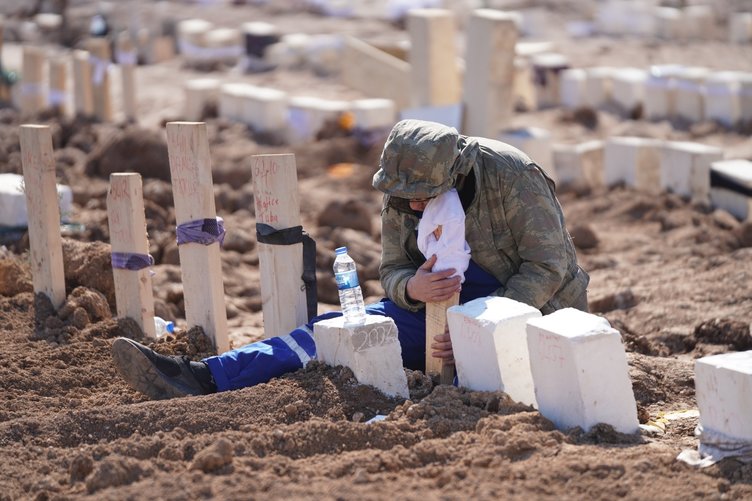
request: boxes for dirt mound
[85,127,171,181]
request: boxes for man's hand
[431,329,453,363]
[406,254,461,303]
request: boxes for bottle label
[335,270,359,290]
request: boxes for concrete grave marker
[695,351,752,445]
[560,68,587,110]
[240,85,288,134]
[660,141,723,203]
[604,137,662,192]
[314,315,409,398]
[526,308,639,434]
[611,68,647,116]
[447,296,540,407]
[184,78,220,122]
[584,66,614,109]
[674,67,708,123]
[351,98,396,132]
[704,72,742,127]
[644,65,682,121]
[287,96,349,144]
[499,127,555,183]
[0,173,72,229]
[553,140,604,188]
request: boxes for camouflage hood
[372,119,480,199]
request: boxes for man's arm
[379,204,423,311]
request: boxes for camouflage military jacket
[377,130,589,314]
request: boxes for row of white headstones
[314,297,752,447]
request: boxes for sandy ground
[1,0,752,499]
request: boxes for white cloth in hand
[417,188,471,283]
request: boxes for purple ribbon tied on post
[111,252,155,271]
[176,217,225,247]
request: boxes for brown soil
[1,1,752,500]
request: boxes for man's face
[408,197,433,212]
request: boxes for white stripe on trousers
[278,328,312,365]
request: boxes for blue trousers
[204,260,502,392]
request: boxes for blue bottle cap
[335,246,347,254]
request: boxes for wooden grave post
[116,31,138,122]
[107,173,156,337]
[19,125,66,309]
[48,58,67,115]
[20,46,46,115]
[250,153,308,339]
[72,50,94,116]
[85,38,113,121]
[425,292,460,384]
[165,122,229,353]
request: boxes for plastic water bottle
[333,246,367,326]
[154,317,175,338]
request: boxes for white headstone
[184,78,220,121]
[313,315,409,399]
[287,96,349,144]
[553,140,604,187]
[0,173,72,227]
[611,68,647,115]
[674,67,709,123]
[604,137,662,192]
[241,85,288,132]
[660,141,723,203]
[644,65,682,120]
[695,351,752,443]
[526,308,639,434]
[447,296,541,407]
[218,82,247,122]
[585,66,614,109]
[351,98,396,130]
[704,72,742,127]
[499,127,555,182]
[560,68,587,110]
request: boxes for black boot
[112,337,217,400]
